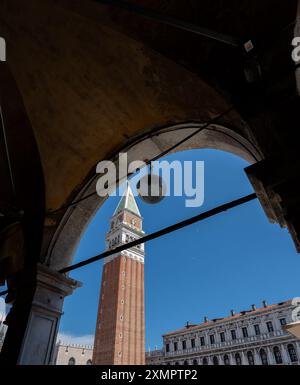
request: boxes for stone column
[218,355,223,365]
[16,264,81,365]
[296,341,300,362]
[254,349,260,365]
[266,346,274,365]
[280,344,290,365]
[240,351,247,365]
[246,156,300,254]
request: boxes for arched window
[86,359,92,365]
[213,356,219,365]
[235,353,242,365]
[224,354,230,365]
[260,349,268,365]
[183,360,189,365]
[68,357,76,365]
[202,357,208,365]
[273,346,282,364]
[192,359,198,365]
[287,344,298,363]
[247,351,254,366]
[174,361,179,366]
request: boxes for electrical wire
[0,191,257,297]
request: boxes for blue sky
[58,149,300,349]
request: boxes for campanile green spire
[113,182,141,217]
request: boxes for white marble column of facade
[280,344,290,364]
[240,351,247,365]
[220,355,225,365]
[230,353,235,365]
[295,341,300,361]
[266,346,274,365]
[254,349,261,365]
[17,264,81,365]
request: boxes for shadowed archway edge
[46,123,262,271]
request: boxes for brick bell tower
[93,183,145,365]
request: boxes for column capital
[34,264,81,316]
[17,264,81,365]
[246,156,300,252]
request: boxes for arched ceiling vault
[0,0,241,212]
[0,0,299,266]
[47,123,261,270]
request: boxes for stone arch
[46,122,262,271]
[68,357,76,365]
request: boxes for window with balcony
[231,330,237,340]
[287,344,298,362]
[174,342,178,352]
[254,324,261,335]
[279,318,287,326]
[242,327,248,338]
[209,335,215,345]
[166,343,170,353]
[273,346,283,364]
[191,339,195,348]
[266,321,274,332]
[200,336,205,346]
[182,340,187,350]
[220,332,225,342]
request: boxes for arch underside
[0,0,299,270]
[48,124,261,270]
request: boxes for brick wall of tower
[93,255,145,365]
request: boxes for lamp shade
[136,172,166,204]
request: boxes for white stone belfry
[104,183,145,265]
